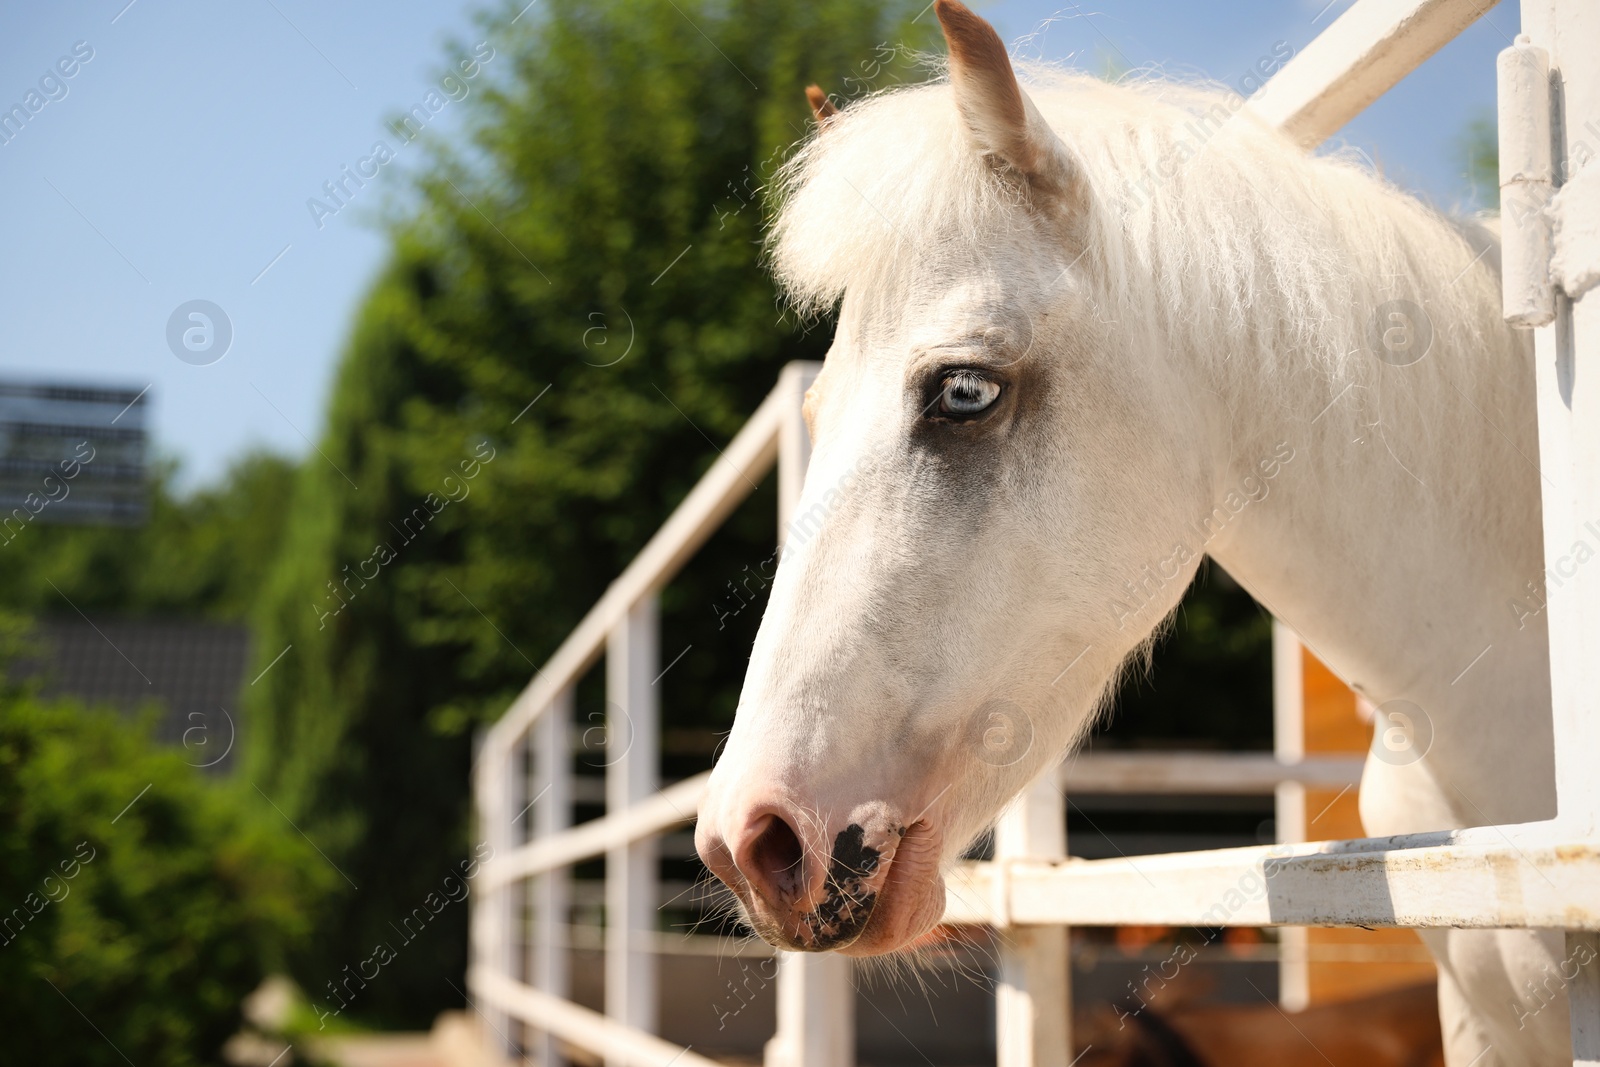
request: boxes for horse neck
[1196,309,1555,827]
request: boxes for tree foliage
[1456,110,1499,211]
[246,0,938,1026]
[0,451,297,621]
[0,615,332,1066]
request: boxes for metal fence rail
[471,0,1600,1062]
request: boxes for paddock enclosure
[469,1,1600,1064]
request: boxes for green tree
[0,450,298,621]
[0,614,332,1066]
[1456,110,1499,211]
[247,0,937,1027]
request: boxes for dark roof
[19,619,251,773]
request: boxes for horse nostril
[743,813,806,903]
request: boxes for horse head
[696,0,1220,955]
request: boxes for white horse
[694,3,1567,1063]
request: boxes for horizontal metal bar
[481,374,797,760]
[481,773,710,889]
[480,754,1363,890]
[1062,752,1362,794]
[470,966,723,1067]
[942,838,1600,930]
[537,921,776,959]
[1244,0,1493,149]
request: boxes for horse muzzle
[695,793,947,955]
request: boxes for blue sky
[0,0,1514,488]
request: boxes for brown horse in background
[1075,982,1445,1067]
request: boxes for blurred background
[0,0,1507,1063]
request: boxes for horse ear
[935,0,1077,197]
[805,85,839,127]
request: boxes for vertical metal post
[1497,35,1556,328]
[606,599,659,1059]
[1271,622,1310,1012]
[1513,4,1600,1061]
[767,952,854,1067]
[995,773,1070,1067]
[1517,0,1600,848]
[469,735,494,1051]
[474,728,521,1056]
[531,689,574,1066]
[776,361,820,543]
[764,361,855,1067]
[1572,931,1600,1067]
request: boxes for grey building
[0,377,148,531]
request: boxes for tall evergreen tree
[247,0,935,1026]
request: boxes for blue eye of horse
[938,372,1000,416]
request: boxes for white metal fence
[470,0,1600,1063]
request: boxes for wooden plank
[941,840,1600,930]
[471,966,723,1067]
[1245,0,1495,148]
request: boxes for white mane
[769,68,1505,405]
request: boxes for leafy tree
[0,450,297,621]
[246,0,938,1027]
[0,614,333,1066]
[1456,110,1499,211]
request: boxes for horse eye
[937,372,1001,417]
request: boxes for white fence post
[531,689,574,1066]
[776,362,817,526]
[1272,622,1310,1012]
[606,599,659,1059]
[764,361,855,1067]
[475,727,522,1056]
[995,772,1070,1067]
[1512,3,1600,1062]
[766,953,854,1067]
[1572,931,1600,1067]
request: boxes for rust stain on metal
[1488,850,1527,927]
